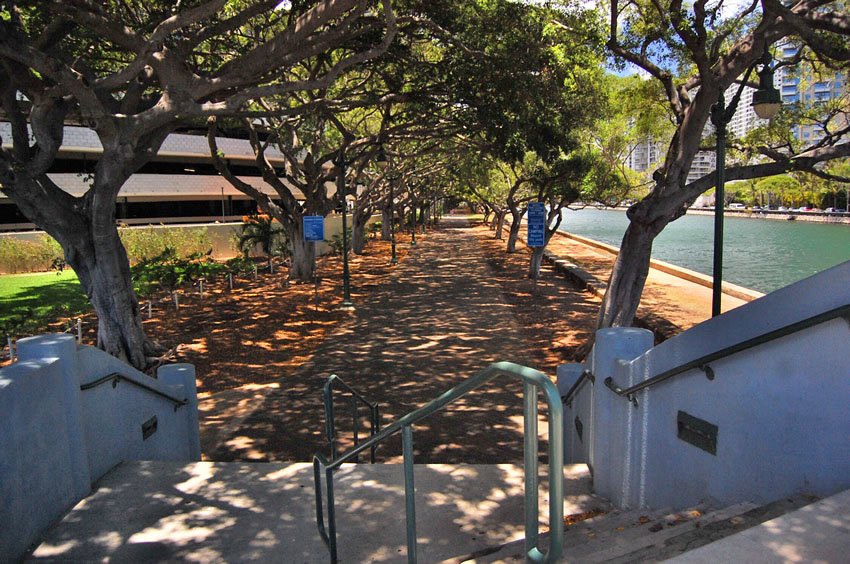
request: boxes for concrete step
[458,493,823,563]
[27,461,604,563]
[662,489,849,564]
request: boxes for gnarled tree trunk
[288,220,315,282]
[596,220,657,328]
[4,166,164,370]
[506,213,522,252]
[494,209,506,240]
[64,226,156,367]
[352,209,370,254]
[529,246,545,279]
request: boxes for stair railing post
[352,395,360,461]
[402,424,417,563]
[370,404,380,464]
[523,381,540,557]
[326,465,338,563]
[324,383,338,461]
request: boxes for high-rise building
[774,43,847,144]
[624,45,846,191]
[626,138,664,173]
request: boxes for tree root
[144,344,181,375]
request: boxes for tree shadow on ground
[32,459,587,562]
[212,218,600,465]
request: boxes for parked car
[728,203,746,210]
[778,206,789,212]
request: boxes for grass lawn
[0,270,91,336]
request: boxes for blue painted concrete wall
[0,335,199,561]
[560,260,850,511]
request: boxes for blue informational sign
[527,202,546,247]
[303,216,325,242]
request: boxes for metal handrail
[80,372,188,411]
[313,361,564,564]
[604,304,850,406]
[561,369,593,407]
[323,375,381,463]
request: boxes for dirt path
[207,217,598,464]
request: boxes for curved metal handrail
[313,361,563,563]
[604,304,850,406]
[80,372,188,411]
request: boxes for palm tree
[238,215,287,265]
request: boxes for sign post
[303,216,325,243]
[304,216,324,310]
[527,202,546,247]
[527,202,546,294]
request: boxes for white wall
[0,334,199,561]
[561,260,850,511]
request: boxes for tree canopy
[0,0,397,368]
[597,0,850,328]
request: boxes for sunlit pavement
[29,460,602,562]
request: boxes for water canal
[559,208,850,293]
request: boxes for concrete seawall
[557,231,764,303]
[503,220,761,335]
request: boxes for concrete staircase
[26,461,844,563]
[457,495,823,563]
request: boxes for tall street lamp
[410,202,417,245]
[376,144,398,264]
[710,49,781,317]
[335,152,354,311]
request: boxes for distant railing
[603,304,850,407]
[313,361,564,564]
[323,375,381,463]
[80,372,188,411]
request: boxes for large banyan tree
[0,0,396,369]
[599,0,850,328]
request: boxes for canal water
[559,208,850,293]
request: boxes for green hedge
[0,226,214,274]
[119,226,213,263]
[0,236,63,274]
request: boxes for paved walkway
[29,460,600,563]
[204,215,759,463]
[210,217,550,464]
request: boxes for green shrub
[326,228,352,255]
[224,256,256,275]
[0,235,64,273]
[0,227,212,274]
[367,221,382,240]
[120,226,212,264]
[130,247,225,297]
[237,214,289,259]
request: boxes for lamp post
[710,49,781,317]
[335,152,354,311]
